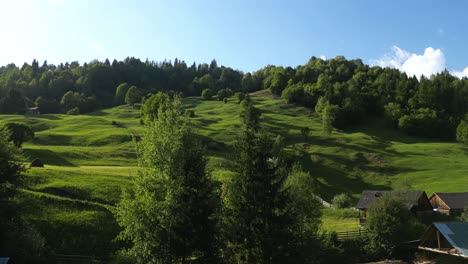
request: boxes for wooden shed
[429,192,468,216]
[24,107,40,115]
[356,190,433,225]
[418,222,468,259]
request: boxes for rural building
[418,222,468,259]
[356,190,433,225]
[429,192,468,216]
[24,107,40,115]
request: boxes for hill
[2,93,468,256]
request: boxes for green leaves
[115,98,216,263]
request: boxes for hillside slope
[1,93,468,256]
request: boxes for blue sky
[1,0,467,76]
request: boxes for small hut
[24,107,40,115]
[429,192,468,216]
[356,190,433,225]
[418,222,468,259]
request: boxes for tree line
[1,56,468,141]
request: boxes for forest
[1,56,468,142]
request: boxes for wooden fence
[333,229,367,240]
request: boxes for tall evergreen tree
[115,98,217,263]
[222,99,291,263]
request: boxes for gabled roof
[420,222,468,258]
[432,192,468,210]
[356,190,426,209]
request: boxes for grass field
[2,92,468,256]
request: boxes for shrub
[223,98,228,104]
[282,83,305,104]
[235,92,246,103]
[140,92,170,123]
[114,83,131,105]
[201,88,213,100]
[456,119,468,144]
[332,193,353,209]
[30,158,44,167]
[125,86,144,106]
[66,107,80,115]
[365,194,414,259]
[1,122,35,147]
[185,109,195,118]
[217,88,231,101]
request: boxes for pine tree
[222,98,323,263]
[115,98,217,263]
[222,99,294,263]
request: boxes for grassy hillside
[2,92,468,256]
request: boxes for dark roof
[433,222,468,257]
[356,190,426,209]
[432,192,468,209]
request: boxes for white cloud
[401,47,445,78]
[370,46,467,79]
[451,67,468,79]
[319,55,327,60]
[371,46,411,69]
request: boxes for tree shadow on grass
[289,149,392,201]
[23,149,76,167]
[344,117,445,145]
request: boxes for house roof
[432,192,468,210]
[356,190,426,209]
[433,222,468,257]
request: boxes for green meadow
[2,92,468,256]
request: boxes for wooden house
[356,190,433,225]
[429,192,468,216]
[418,222,468,259]
[24,107,40,115]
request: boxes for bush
[125,86,144,106]
[217,88,233,101]
[282,83,305,104]
[235,92,246,103]
[66,107,80,115]
[30,158,44,167]
[114,83,131,105]
[365,194,415,259]
[140,92,170,123]
[456,119,468,144]
[332,193,353,209]
[201,88,213,100]
[223,98,228,104]
[1,122,35,147]
[185,109,195,118]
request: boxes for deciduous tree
[115,99,217,263]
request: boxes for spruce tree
[115,98,217,263]
[222,98,292,263]
[222,98,323,263]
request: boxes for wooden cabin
[24,107,40,115]
[356,190,433,225]
[418,222,468,259]
[429,192,468,216]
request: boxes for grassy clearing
[321,208,360,233]
[2,92,468,256]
